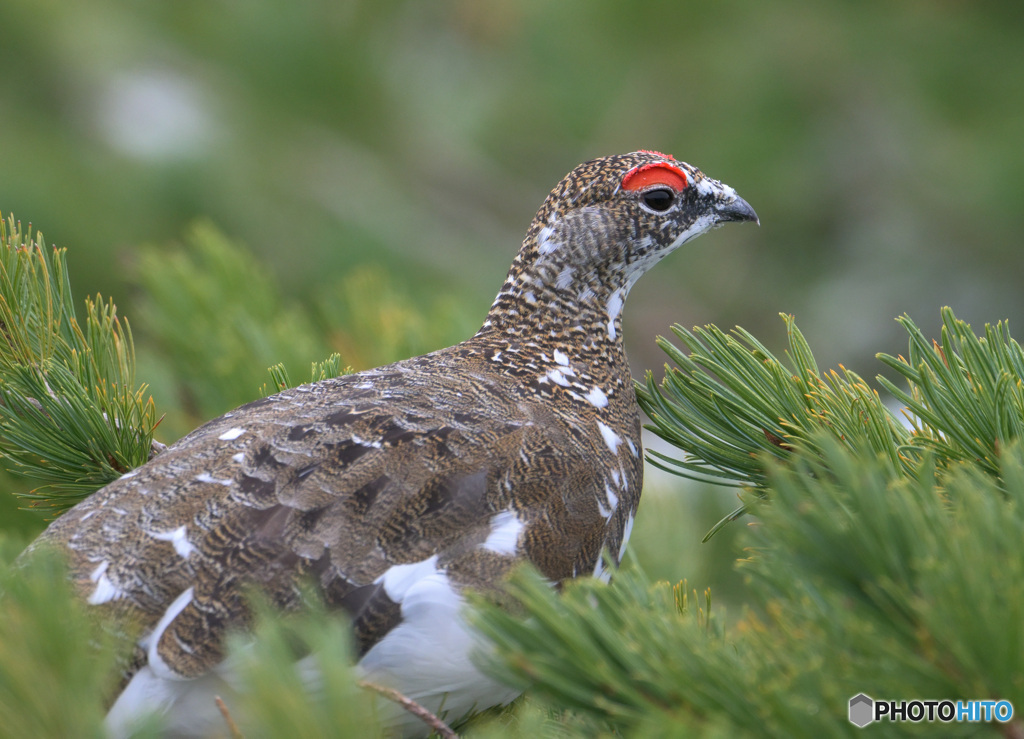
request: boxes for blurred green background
[2,1,1023,604]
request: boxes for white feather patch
[597,421,622,454]
[605,482,619,512]
[375,555,440,603]
[537,226,560,255]
[606,289,624,340]
[593,556,613,584]
[619,513,635,560]
[144,587,195,680]
[87,561,125,605]
[585,386,608,408]
[481,510,523,555]
[546,368,570,387]
[148,525,195,558]
[194,472,233,486]
[597,482,618,521]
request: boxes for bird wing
[36,357,609,680]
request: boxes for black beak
[715,195,759,226]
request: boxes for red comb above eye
[621,162,688,192]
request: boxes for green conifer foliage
[0,215,157,511]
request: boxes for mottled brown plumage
[27,151,757,736]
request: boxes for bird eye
[641,188,676,212]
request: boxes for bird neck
[473,247,633,369]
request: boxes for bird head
[524,150,758,296]
[483,151,757,338]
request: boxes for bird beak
[714,194,759,226]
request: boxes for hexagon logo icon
[849,693,874,727]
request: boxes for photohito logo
[848,694,1014,727]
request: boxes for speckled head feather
[25,151,756,737]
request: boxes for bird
[26,151,757,736]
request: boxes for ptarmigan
[27,151,757,736]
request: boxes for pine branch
[638,308,1024,539]
[0,215,158,512]
[638,312,913,485]
[471,564,743,735]
[877,307,1024,479]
